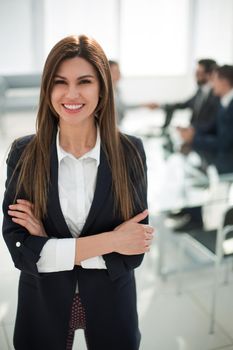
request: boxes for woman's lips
[62,103,84,112]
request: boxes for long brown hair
[14,35,146,220]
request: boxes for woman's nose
[66,85,80,99]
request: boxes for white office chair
[176,206,233,333]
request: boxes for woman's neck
[59,121,97,158]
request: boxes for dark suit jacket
[163,89,219,129]
[193,97,233,174]
[2,132,148,350]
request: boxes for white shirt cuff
[81,256,107,269]
[37,238,107,272]
[37,238,76,273]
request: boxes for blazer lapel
[80,147,112,236]
[47,135,112,238]
[47,133,72,238]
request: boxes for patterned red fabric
[66,293,87,350]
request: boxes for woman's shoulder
[119,133,147,167]
[7,134,35,165]
[13,134,35,149]
[120,133,145,153]
[121,132,143,146]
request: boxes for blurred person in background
[158,58,219,132]
[109,60,157,125]
[173,65,233,232]
[179,64,233,175]
[163,60,219,231]
[2,35,154,350]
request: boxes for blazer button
[16,242,21,247]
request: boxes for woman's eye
[79,79,92,84]
[54,80,66,84]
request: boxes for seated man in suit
[160,58,219,131]
[179,65,233,174]
[174,65,233,231]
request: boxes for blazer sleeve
[2,138,50,277]
[103,137,148,281]
[192,123,218,153]
[193,102,233,153]
[218,103,233,151]
[163,94,196,111]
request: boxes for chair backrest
[223,207,233,227]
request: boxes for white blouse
[36,128,106,272]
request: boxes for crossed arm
[8,199,154,266]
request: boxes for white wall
[0,0,32,74]
[43,0,119,60]
[194,0,233,65]
[120,0,191,76]
[121,0,233,104]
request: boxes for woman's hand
[8,199,47,237]
[113,210,154,255]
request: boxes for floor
[0,110,233,350]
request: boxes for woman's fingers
[11,214,37,232]
[8,209,32,221]
[16,199,34,208]
[127,209,149,223]
[8,200,47,237]
[9,210,46,236]
[113,210,149,232]
[9,203,33,216]
[11,217,34,230]
[8,199,34,219]
[143,226,155,249]
[8,210,38,229]
[8,201,40,223]
[142,224,154,234]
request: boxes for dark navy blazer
[2,132,148,350]
[193,97,233,174]
[163,89,219,129]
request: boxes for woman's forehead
[55,57,98,77]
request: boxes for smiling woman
[51,57,100,130]
[2,34,154,350]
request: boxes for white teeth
[64,104,83,110]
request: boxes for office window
[120,0,190,76]
[44,0,119,59]
[43,0,190,76]
[194,0,233,65]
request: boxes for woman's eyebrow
[54,75,66,79]
[77,74,95,80]
[54,74,95,80]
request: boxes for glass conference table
[154,168,233,278]
[121,111,233,277]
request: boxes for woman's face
[51,57,100,127]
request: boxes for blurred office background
[1,0,233,349]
